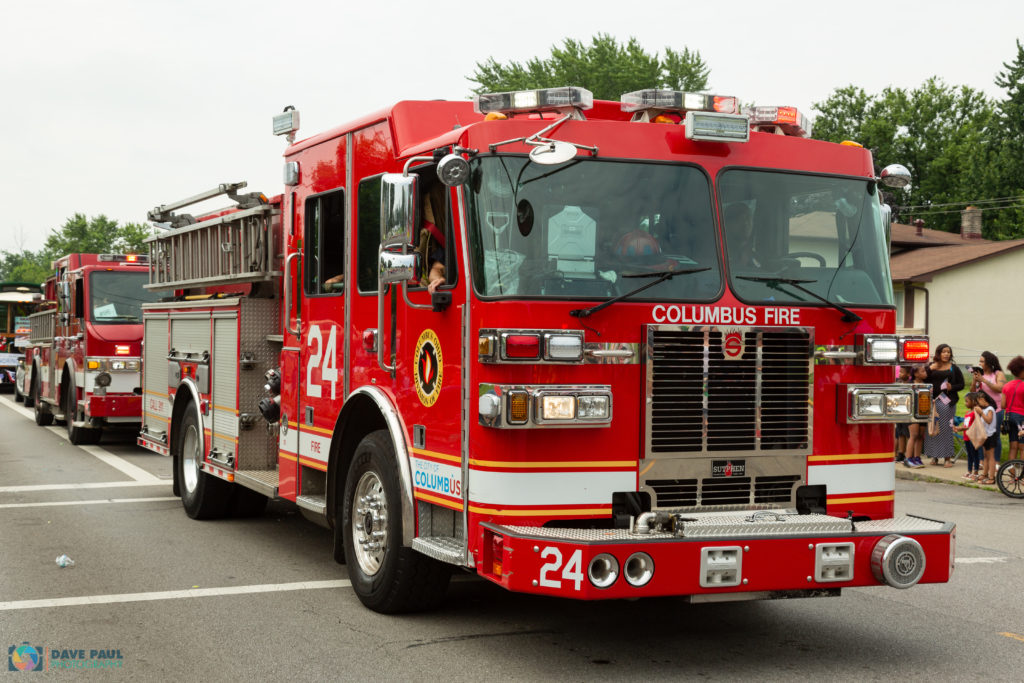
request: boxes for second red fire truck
[138,87,954,613]
[23,253,157,444]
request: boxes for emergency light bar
[748,106,812,137]
[620,89,739,115]
[684,111,749,143]
[98,254,150,264]
[474,87,593,116]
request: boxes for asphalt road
[1,392,1023,680]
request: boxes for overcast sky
[2,1,1021,254]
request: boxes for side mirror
[380,173,418,252]
[879,164,911,189]
[378,251,419,286]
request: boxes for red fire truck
[23,253,158,444]
[138,87,954,613]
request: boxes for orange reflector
[509,391,529,423]
[115,345,131,355]
[491,534,504,576]
[917,392,932,415]
[902,340,930,362]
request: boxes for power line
[900,202,1024,216]
[896,194,1024,211]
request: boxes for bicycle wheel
[995,459,1024,499]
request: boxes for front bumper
[478,511,954,600]
[86,394,142,420]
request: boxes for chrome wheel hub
[182,423,200,493]
[352,470,388,576]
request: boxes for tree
[985,39,1024,237]
[469,34,710,100]
[0,250,49,284]
[0,214,154,285]
[812,78,996,234]
[43,213,152,256]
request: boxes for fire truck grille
[647,475,802,507]
[646,326,812,455]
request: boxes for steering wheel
[785,251,827,267]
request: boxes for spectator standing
[1002,355,1024,462]
[974,391,998,485]
[894,366,911,463]
[971,350,1006,463]
[954,392,981,480]
[904,364,930,468]
[923,344,964,467]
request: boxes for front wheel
[176,406,230,519]
[996,459,1024,499]
[65,381,101,445]
[33,373,53,426]
[342,430,450,613]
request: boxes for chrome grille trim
[647,475,802,508]
[644,325,813,458]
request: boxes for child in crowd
[954,392,981,480]
[904,364,930,468]
[894,366,911,463]
[975,391,998,485]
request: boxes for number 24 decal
[539,547,584,591]
[306,324,338,399]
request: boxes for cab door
[297,186,347,494]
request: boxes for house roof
[890,222,979,247]
[890,232,1024,281]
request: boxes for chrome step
[295,494,326,516]
[412,536,467,566]
[234,469,279,498]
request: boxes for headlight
[846,385,928,423]
[577,395,610,419]
[541,395,575,420]
[863,336,899,364]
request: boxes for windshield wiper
[570,267,711,318]
[736,275,862,323]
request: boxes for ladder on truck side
[140,182,283,502]
[145,182,281,291]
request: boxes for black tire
[176,406,230,519]
[996,459,1024,499]
[33,373,53,426]
[65,380,101,445]
[342,430,450,613]
[229,486,269,518]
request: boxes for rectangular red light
[902,340,930,362]
[504,334,540,359]
[125,254,138,262]
[115,345,131,355]
[491,534,504,576]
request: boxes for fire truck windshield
[88,271,160,324]
[466,156,722,301]
[719,170,894,307]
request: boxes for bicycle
[995,459,1024,498]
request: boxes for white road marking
[0,481,170,493]
[0,395,162,483]
[956,557,1009,564]
[0,580,352,611]
[0,496,179,509]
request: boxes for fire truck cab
[139,87,953,613]
[24,253,157,444]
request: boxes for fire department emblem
[722,330,744,360]
[414,329,443,407]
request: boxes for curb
[894,466,998,491]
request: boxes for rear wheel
[33,373,53,426]
[996,459,1024,499]
[64,380,101,445]
[342,430,450,613]
[176,406,230,519]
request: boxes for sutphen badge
[414,329,443,407]
[722,329,744,360]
